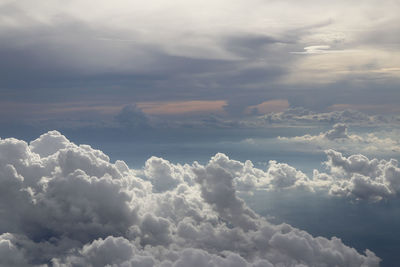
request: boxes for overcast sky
[1,0,400,127]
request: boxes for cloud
[0,233,29,267]
[143,141,400,203]
[323,123,349,140]
[55,237,266,267]
[1,0,399,127]
[137,100,227,116]
[317,149,400,201]
[115,104,152,129]
[29,130,72,157]
[291,45,334,54]
[278,123,400,154]
[245,99,289,115]
[279,123,353,142]
[189,153,311,192]
[0,131,380,266]
[143,157,192,192]
[261,108,382,125]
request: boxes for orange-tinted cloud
[137,100,227,115]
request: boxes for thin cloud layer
[261,108,385,125]
[278,123,400,154]
[0,131,380,266]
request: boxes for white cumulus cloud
[0,131,382,266]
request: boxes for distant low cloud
[245,99,289,115]
[261,108,385,125]
[115,104,152,129]
[278,123,400,154]
[0,131,380,266]
[183,150,400,202]
[137,100,227,116]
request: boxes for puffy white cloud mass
[0,131,382,266]
[315,150,400,202]
[278,123,400,154]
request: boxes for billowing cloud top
[0,131,388,266]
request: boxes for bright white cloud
[318,149,400,201]
[0,131,381,266]
[291,45,332,54]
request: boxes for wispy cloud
[137,100,227,115]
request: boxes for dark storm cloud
[0,22,235,102]
[0,1,297,121]
[2,0,399,126]
[222,34,288,58]
[0,1,399,134]
[0,5,242,104]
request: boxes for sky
[0,0,400,266]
